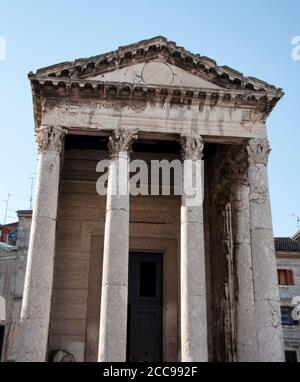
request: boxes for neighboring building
[0,211,32,361]
[8,37,286,362]
[0,242,17,362]
[0,221,18,247]
[275,236,300,362]
[292,230,300,241]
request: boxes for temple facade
[14,37,285,362]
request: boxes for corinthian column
[230,147,257,361]
[247,138,284,362]
[98,129,137,362]
[17,125,66,362]
[180,136,208,362]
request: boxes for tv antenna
[291,214,300,230]
[3,193,17,224]
[29,173,37,210]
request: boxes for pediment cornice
[28,36,284,130]
[29,36,283,96]
[31,76,280,108]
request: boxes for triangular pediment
[86,59,223,89]
[31,36,283,96]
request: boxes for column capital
[108,128,138,158]
[181,135,204,161]
[247,138,271,166]
[36,125,67,155]
[229,147,249,185]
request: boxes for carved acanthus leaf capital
[247,138,271,166]
[181,135,204,160]
[108,128,138,157]
[229,147,249,185]
[36,126,66,155]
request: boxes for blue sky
[0,0,299,236]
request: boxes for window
[278,269,294,286]
[285,350,298,363]
[281,306,299,326]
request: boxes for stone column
[230,147,257,362]
[180,136,208,362]
[17,125,66,362]
[98,129,137,362]
[247,138,284,362]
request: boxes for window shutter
[277,270,281,284]
[281,270,287,285]
[278,269,287,285]
[287,270,294,286]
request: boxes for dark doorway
[127,253,163,362]
[0,326,5,362]
[285,350,298,363]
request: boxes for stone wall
[0,211,32,361]
[0,250,17,326]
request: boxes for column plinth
[17,125,66,362]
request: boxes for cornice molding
[30,77,279,129]
[29,36,283,96]
[31,76,281,102]
[28,37,284,131]
[276,251,300,259]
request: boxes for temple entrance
[127,253,163,362]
